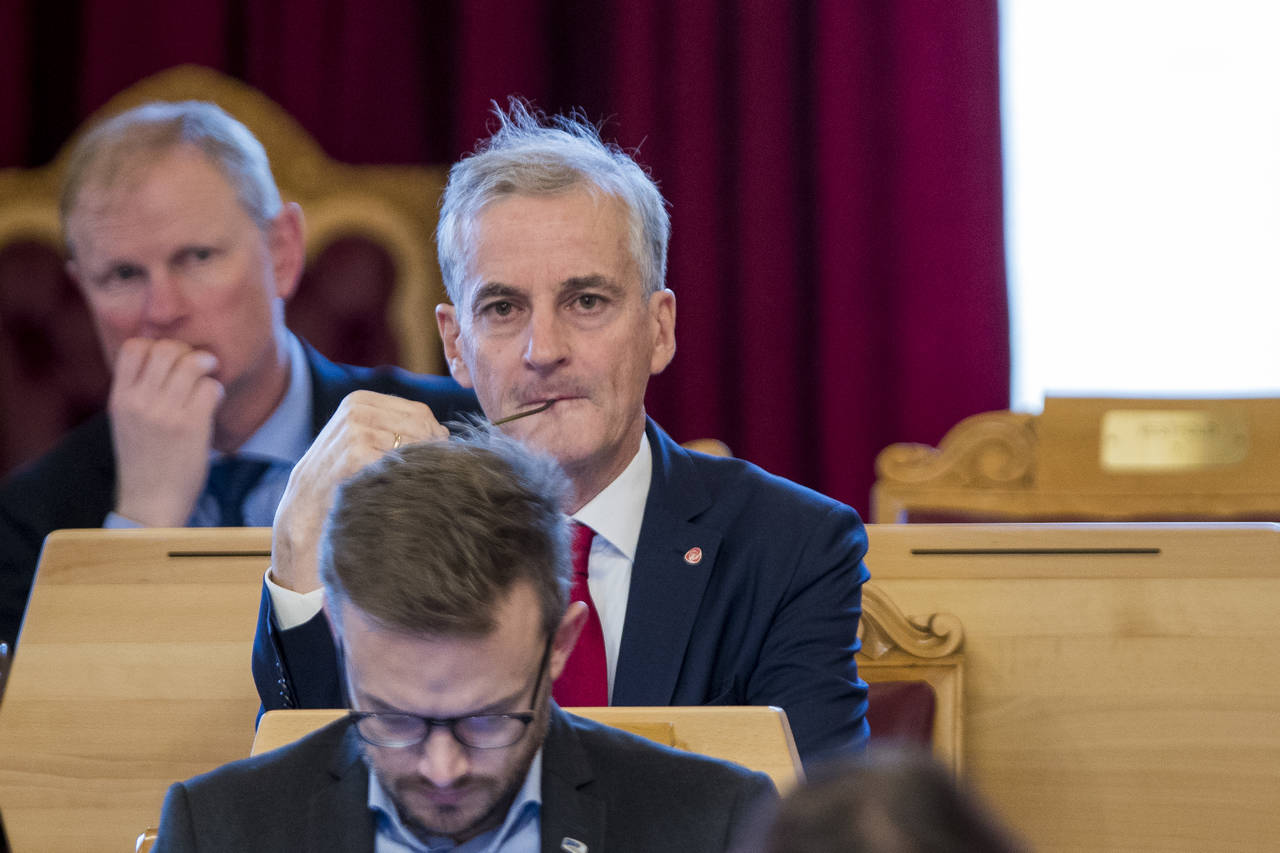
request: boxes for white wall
[1002,0,1280,412]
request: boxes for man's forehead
[70,144,233,217]
[340,596,546,713]
[77,142,183,194]
[65,147,250,257]
[461,195,637,292]
[473,187,629,235]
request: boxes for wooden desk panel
[0,528,271,853]
[251,705,805,793]
[865,523,1280,853]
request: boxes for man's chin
[395,781,499,843]
[521,432,599,474]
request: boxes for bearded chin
[388,772,508,845]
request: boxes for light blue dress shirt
[368,750,543,853]
[104,334,314,529]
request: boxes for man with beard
[152,431,773,851]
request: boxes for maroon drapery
[0,0,1008,516]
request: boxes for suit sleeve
[251,583,343,712]
[725,770,779,851]
[0,497,42,650]
[260,351,477,714]
[0,418,116,652]
[745,501,871,763]
[151,783,198,853]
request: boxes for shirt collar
[215,333,314,466]
[573,431,652,562]
[367,749,543,853]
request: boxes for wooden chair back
[864,521,1280,852]
[680,438,732,457]
[872,396,1280,523]
[0,528,272,853]
[855,583,964,773]
[253,705,804,793]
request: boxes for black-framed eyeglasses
[347,633,553,750]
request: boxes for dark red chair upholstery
[866,679,937,745]
[0,241,108,475]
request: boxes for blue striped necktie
[206,457,272,527]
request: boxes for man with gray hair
[154,432,774,851]
[0,101,477,651]
[256,100,870,765]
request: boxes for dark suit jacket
[0,340,479,649]
[255,420,870,765]
[152,706,776,852]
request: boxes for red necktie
[553,522,609,706]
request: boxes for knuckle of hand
[343,389,378,410]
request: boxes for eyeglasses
[348,634,553,750]
[350,708,536,750]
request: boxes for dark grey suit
[152,707,776,852]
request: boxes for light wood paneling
[872,397,1280,523]
[252,705,805,793]
[0,528,271,853]
[866,522,1280,853]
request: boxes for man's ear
[548,602,588,683]
[647,288,676,375]
[435,303,474,387]
[268,202,306,301]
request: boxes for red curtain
[0,0,1008,516]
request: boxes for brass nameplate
[1100,410,1248,472]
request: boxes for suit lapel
[611,422,721,706]
[300,339,356,434]
[307,724,376,853]
[540,707,605,853]
[83,416,122,527]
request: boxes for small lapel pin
[561,838,588,853]
[684,546,703,565]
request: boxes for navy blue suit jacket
[0,340,479,649]
[254,420,870,764]
[152,705,775,852]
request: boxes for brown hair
[319,424,572,641]
[755,745,1028,853]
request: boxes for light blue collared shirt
[104,334,314,529]
[368,750,542,853]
